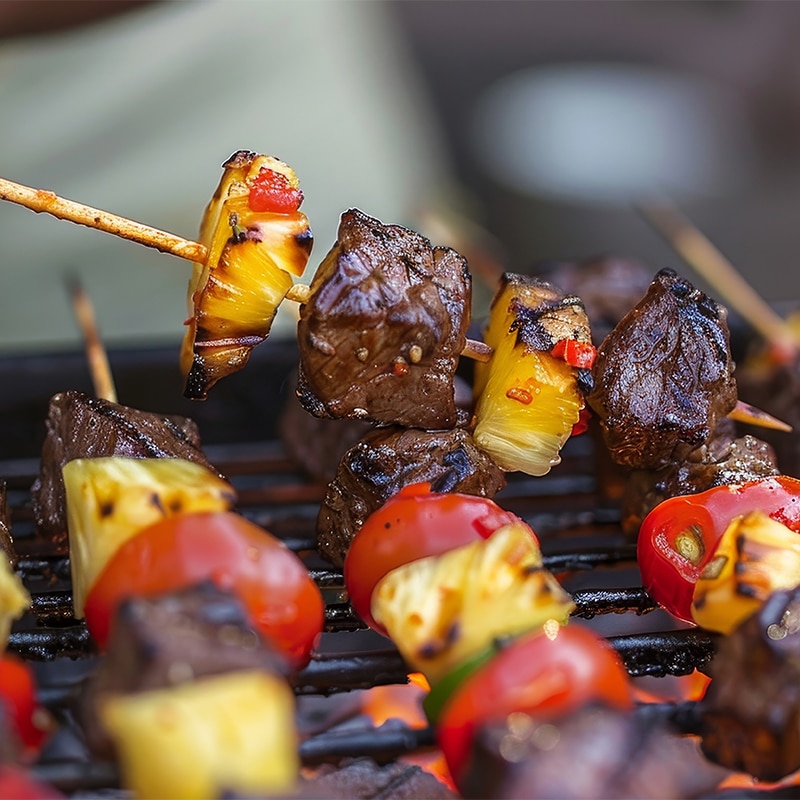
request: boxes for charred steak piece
[588,268,738,471]
[700,586,800,782]
[31,390,219,548]
[620,419,779,535]
[316,425,506,567]
[82,582,289,758]
[296,208,471,430]
[461,704,727,800]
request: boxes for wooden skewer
[65,276,118,404]
[730,399,792,432]
[4,176,793,427]
[638,198,800,360]
[0,177,207,263]
[0,175,492,362]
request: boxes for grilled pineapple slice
[64,457,236,618]
[371,522,574,684]
[473,274,593,476]
[0,553,29,651]
[101,670,298,800]
[692,510,800,634]
[182,150,313,400]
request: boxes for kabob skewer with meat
[5,152,800,797]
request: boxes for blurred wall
[390,0,800,312]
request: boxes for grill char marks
[31,390,219,548]
[588,268,738,471]
[316,425,506,567]
[296,208,471,430]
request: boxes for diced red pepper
[550,339,597,369]
[248,168,303,214]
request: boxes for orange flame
[360,675,456,793]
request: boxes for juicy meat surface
[700,587,800,782]
[462,704,727,800]
[588,269,738,471]
[296,208,471,430]
[316,425,506,567]
[620,421,779,535]
[31,390,218,548]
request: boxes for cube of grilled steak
[461,704,727,800]
[296,208,471,430]
[620,421,779,535]
[31,390,219,549]
[700,586,800,782]
[82,582,289,758]
[588,269,738,471]
[316,426,506,567]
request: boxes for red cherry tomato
[248,168,303,213]
[0,655,50,754]
[344,483,537,635]
[84,511,324,669]
[638,475,800,622]
[435,624,633,785]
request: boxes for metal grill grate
[0,340,744,795]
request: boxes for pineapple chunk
[64,457,236,618]
[0,552,30,651]
[371,522,574,684]
[181,151,313,399]
[473,275,592,476]
[101,670,298,800]
[692,510,800,634]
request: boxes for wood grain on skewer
[638,198,800,360]
[0,176,207,263]
[66,276,118,403]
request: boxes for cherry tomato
[248,168,303,213]
[344,483,537,635]
[84,511,324,669]
[0,655,50,754]
[435,624,633,785]
[638,475,800,622]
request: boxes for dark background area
[387,0,800,305]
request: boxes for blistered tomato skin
[638,476,800,622]
[435,624,633,786]
[344,483,538,635]
[83,511,324,669]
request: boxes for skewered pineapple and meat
[6,150,800,797]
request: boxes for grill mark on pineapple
[150,493,165,514]
[418,623,460,660]
[98,500,115,518]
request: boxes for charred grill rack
[0,339,740,795]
